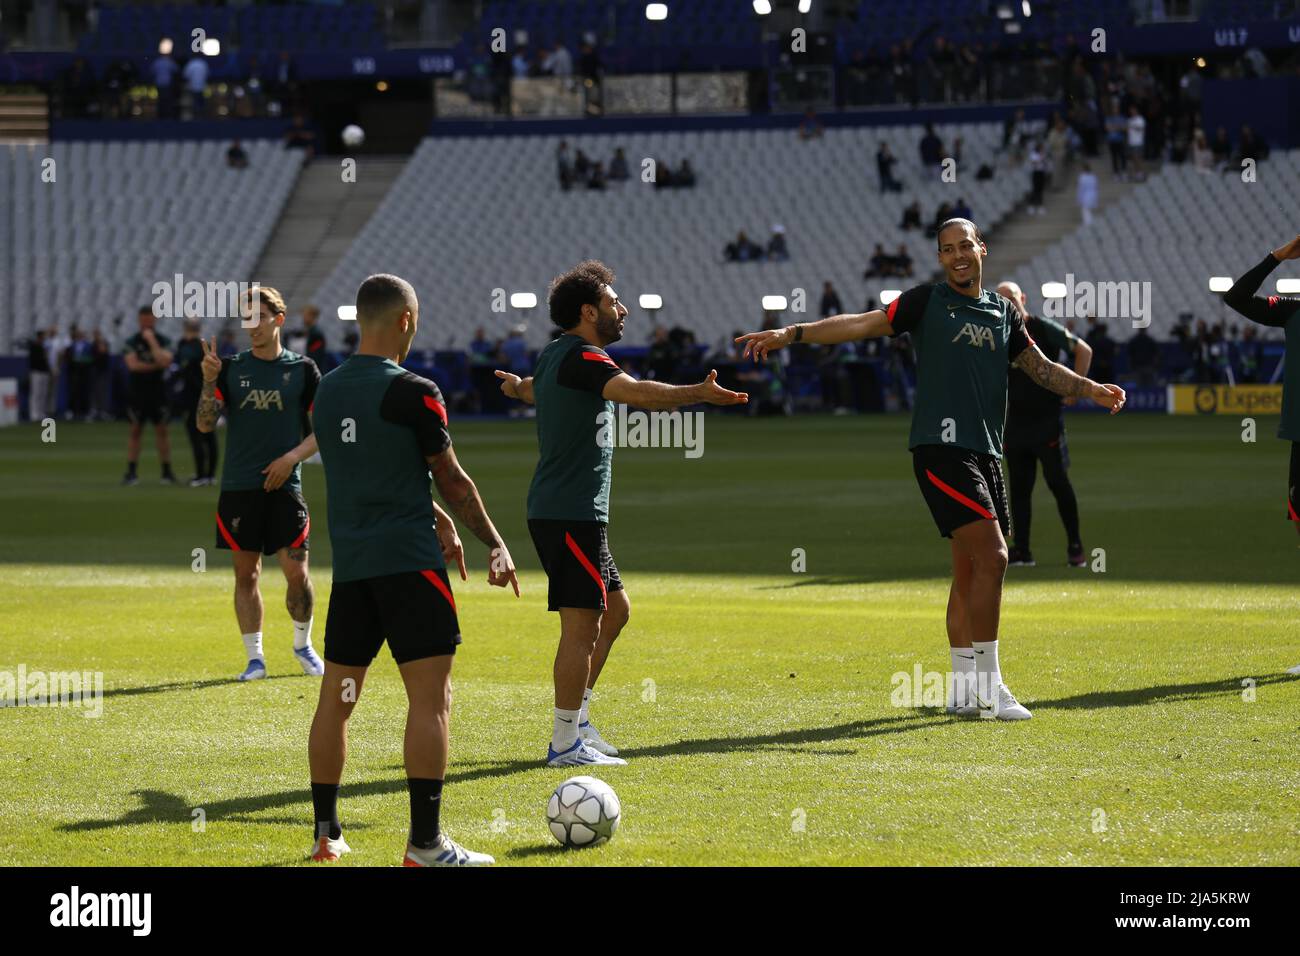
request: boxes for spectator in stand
[573,149,591,178]
[1076,162,1098,226]
[45,326,67,419]
[876,141,902,193]
[183,52,209,119]
[1127,325,1159,387]
[1210,126,1232,169]
[1237,325,1262,383]
[90,330,111,421]
[724,231,763,262]
[59,57,96,119]
[767,225,789,261]
[557,140,573,190]
[864,243,891,278]
[102,57,138,119]
[1191,128,1214,172]
[1104,98,1128,180]
[919,122,944,169]
[820,281,843,318]
[1126,104,1147,182]
[511,45,530,77]
[1045,112,1070,182]
[799,108,824,140]
[899,199,922,231]
[1235,124,1267,165]
[674,159,695,188]
[226,140,249,169]
[283,114,316,159]
[545,41,573,78]
[268,50,298,111]
[926,201,953,238]
[26,331,51,422]
[217,328,238,358]
[1027,141,1049,215]
[608,147,629,181]
[892,244,913,278]
[468,327,502,413]
[950,197,972,221]
[587,161,607,190]
[151,49,178,120]
[652,157,674,189]
[578,40,603,107]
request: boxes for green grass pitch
[0,413,1297,866]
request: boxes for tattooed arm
[1012,344,1126,413]
[196,337,224,433]
[427,446,520,595]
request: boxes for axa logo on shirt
[239,388,285,411]
[951,322,996,349]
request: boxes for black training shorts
[215,487,311,555]
[911,443,1011,540]
[324,569,462,666]
[527,518,623,612]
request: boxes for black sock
[161,462,174,477]
[126,461,137,476]
[408,778,444,849]
[310,782,342,841]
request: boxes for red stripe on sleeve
[886,298,899,324]
[422,393,448,425]
[580,351,620,369]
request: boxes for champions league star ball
[547,776,621,848]
[341,124,365,148]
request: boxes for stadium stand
[0,138,304,352]
[311,121,1027,350]
[1016,151,1300,340]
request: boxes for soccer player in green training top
[196,287,324,682]
[308,273,520,867]
[736,219,1126,719]
[494,260,748,766]
[997,279,1094,568]
[1223,232,1300,676]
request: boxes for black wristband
[792,324,803,343]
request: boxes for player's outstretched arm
[1013,345,1125,413]
[735,310,893,362]
[428,445,520,596]
[1223,235,1300,327]
[494,371,535,404]
[196,336,224,433]
[602,369,748,411]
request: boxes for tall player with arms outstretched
[737,219,1126,718]
[1224,233,1300,675]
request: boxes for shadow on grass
[93,674,305,699]
[504,843,571,861]
[56,672,1298,834]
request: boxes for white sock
[552,707,580,751]
[579,688,593,725]
[972,640,1002,703]
[950,647,976,705]
[293,617,313,651]
[241,631,264,662]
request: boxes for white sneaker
[1286,663,1300,675]
[403,833,494,867]
[580,719,619,756]
[977,682,1032,720]
[546,738,627,766]
[237,659,267,681]
[293,645,325,676]
[309,834,351,861]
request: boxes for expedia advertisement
[1168,384,1284,415]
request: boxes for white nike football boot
[546,738,627,767]
[976,682,1033,720]
[579,719,620,756]
[403,833,494,867]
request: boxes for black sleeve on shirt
[379,370,452,458]
[1004,298,1035,363]
[214,358,231,407]
[556,343,623,394]
[300,358,321,436]
[1224,253,1300,328]
[885,285,933,336]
